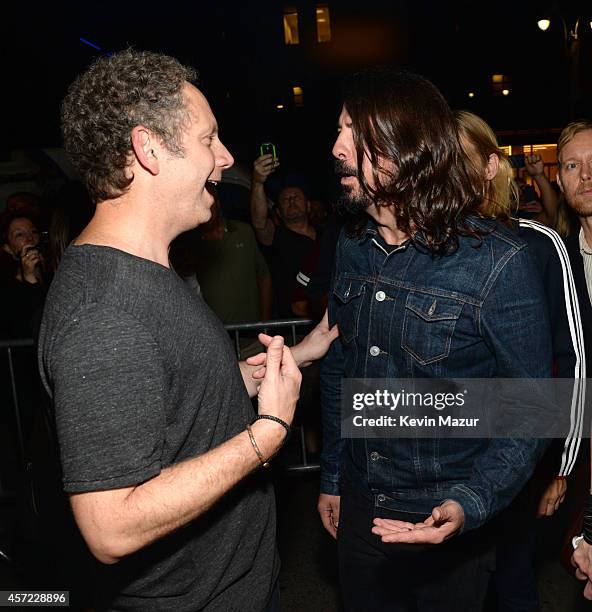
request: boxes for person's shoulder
[45,244,181,330]
[228,218,256,238]
[564,230,580,251]
[518,218,564,250]
[466,216,525,251]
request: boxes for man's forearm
[71,419,284,564]
[251,183,270,230]
[534,173,559,226]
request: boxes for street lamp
[537,19,551,32]
[537,11,592,118]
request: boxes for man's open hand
[372,500,464,544]
[247,311,338,378]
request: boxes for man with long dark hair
[317,67,553,610]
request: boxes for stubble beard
[334,158,375,215]
[567,193,592,218]
[336,184,373,216]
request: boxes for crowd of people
[2,47,592,611]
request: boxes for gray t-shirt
[38,244,278,611]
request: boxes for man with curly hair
[37,49,316,611]
[317,67,553,610]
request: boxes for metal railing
[224,318,320,472]
[1,338,36,569]
[1,320,319,496]
[0,320,321,572]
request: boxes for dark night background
[4,0,592,198]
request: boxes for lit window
[491,74,511,97]
[284,7,299,45]
[293,86,304,107]
[316,4,332,43]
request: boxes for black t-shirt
[267,225,315,318]
[38,244,278,611]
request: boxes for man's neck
[284,219,315,239]
[580,217,592,251]
[369,204,408,245]
[75,196,172,267]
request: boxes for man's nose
[332,134,347,160]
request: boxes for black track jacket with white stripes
[519,219,585,477]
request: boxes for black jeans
[337,475,495,612]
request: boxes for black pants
[337,477,495,612]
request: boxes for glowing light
[468,92,475,98]
[537,19,551,31]
[79,37,102,51]
[276,104,284,110]
[502,89,510,96]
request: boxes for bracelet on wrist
[246,424,270,468]
[255,414,291,439]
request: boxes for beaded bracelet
[255,414,291,439]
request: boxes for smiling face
[558,129,592,217]
[161,83,234,233]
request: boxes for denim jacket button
[370,345,380,357]
[377,494,386,502]
[375,290,386,302]
[370,451,380,461]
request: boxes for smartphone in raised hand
[260,142,277,159]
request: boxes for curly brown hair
[342,67,486,254]
[61,48,197,203]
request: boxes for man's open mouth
[205,180,219,196]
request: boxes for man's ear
[484,153,500,181]
[556,168,564,194]
[130,126,159,176]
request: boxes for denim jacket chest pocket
[333,276,366,344]
[402,291,464,365]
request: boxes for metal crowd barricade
[224,318,320,473]
[1,338,36,570]
[1,339,36,475]
[0,319,320,520]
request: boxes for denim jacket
[320,217,553,532]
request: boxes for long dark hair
[343,67,486,253]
